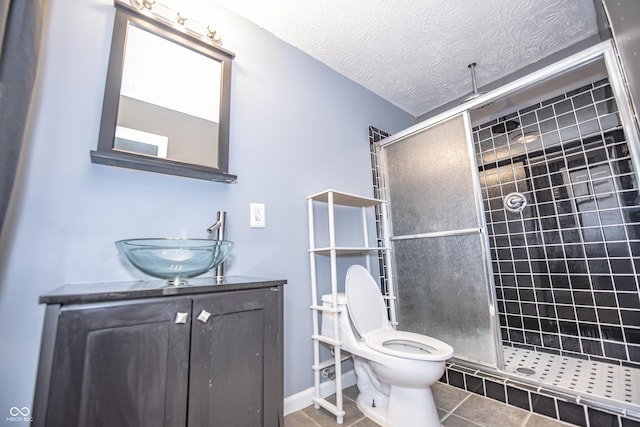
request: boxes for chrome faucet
[207,211,226,235]
[207,211,227,278]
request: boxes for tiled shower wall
[369,126,392,304]
[473,79,640,368]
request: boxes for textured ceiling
[212,0,599,117]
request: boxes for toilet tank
[320,292,347,339]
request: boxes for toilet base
[356,385,441,427]
[356,394,390,427]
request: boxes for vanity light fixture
[120,0,223,46]
[206,26,218,40]
[176,12,187,25]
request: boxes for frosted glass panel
[385,115,479,236]
[382,113,499,366]
[393,236,497,365]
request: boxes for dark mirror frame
[91,3,236,183]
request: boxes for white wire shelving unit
[306,189,396,424]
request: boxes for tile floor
[284,382,575,427]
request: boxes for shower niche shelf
[306,189,396,424]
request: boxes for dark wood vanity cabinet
[188,290,282,426]
[38,298,192,427]
[32,279,284,427]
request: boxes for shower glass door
[381,113,501,366]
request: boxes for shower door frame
[379,112,503,368]
[377,39,640,372]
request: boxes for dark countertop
[39,276,287,305]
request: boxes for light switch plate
[250,203,265,228]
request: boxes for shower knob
[503,192,527,213]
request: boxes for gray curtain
[0,0,48,236]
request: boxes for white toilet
[321,265,454,427]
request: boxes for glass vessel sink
[115,238,234,286]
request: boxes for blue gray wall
[0,0,413,413]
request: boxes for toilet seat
[345,264,454,362]
[365,330,453,361]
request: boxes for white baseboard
[283,370,356,416]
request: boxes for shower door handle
[391,227,482,241]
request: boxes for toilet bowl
[321,265,454,427]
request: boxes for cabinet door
[188,288,282,427]
[43,298,192,427]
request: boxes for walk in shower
[373,41,640,424]
[474,75,640,403]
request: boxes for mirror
[92,3,236,183]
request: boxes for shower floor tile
[503,346,640,405]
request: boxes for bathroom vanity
[32,276,285,427]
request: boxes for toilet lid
[345,265,390,336]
